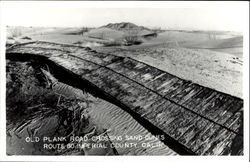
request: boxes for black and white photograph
[0,1,249,161]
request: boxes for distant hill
[86,22,156,41]
[101,22,150,31]
[87,27,124,40]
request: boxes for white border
[0,1,249,162]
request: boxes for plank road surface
[6,41,243,155]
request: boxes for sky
[1,2,248,32]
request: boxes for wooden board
[49,55,100,75]
[224,111,243,135]
[7,46,67,57]
[70,52,121,66]
[21,41,88,53]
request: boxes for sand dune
[181,36,243,49]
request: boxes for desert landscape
[7,22,243,98]
[5,22,243,155]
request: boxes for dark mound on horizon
[101,22,150,31]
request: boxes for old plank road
[6,41,243,155]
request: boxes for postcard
[0,1,249,162]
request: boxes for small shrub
[123,30,143,46]
[21,36,32,40]
[103,39,123,47]
[73,41,83,45]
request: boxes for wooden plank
[162,108,198,140]
[83,68,117,94]
[139,67,165,84]
[85,67,133,98]
[7,46,66,57]
[199,93,232,121]
[85,67,161,112]
[108,57,173,90]
[195,92,220,114]
[132,65,165,84]
[118,77,158,103]
[199,128,237,155]
[176,116,241,155]
[156,78,181,96]
[73,52,120,66]
[227,135,243,155]
[170,84,243,133]
[177,84,205,104]
[212,97,236,125]
[106,60,124,73]
[107,59,140,79]
[143,100,198,140]
[49,55,100,75]
[223,99,243,115]
[197,93,243,127]
[102,54,122,65]
[201,95,238,125]
[141,98,168,121]
[94,68,161,111]
[95,68,143,101]
[132,97,164,116]
[171,83,198,103]
[184,122,221,154]
[21,41,122,66]
[22,41,88,53]
[224,111,243,135]
[107,58,147,80]
[178,117,211,150]
[122,89,162,113]
[164,81,192,99]
[179,123,241,155]
[121,58,146,72]
[148,101,181,131]
[182,89,215,112]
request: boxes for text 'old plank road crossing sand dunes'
[6,41,243,155]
